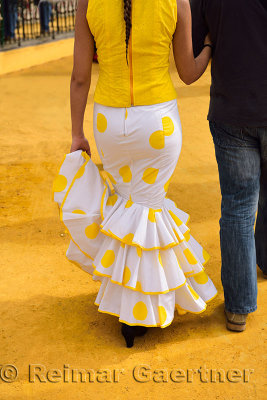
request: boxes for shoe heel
[121,323,135,348]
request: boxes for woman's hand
[70,135,91,157]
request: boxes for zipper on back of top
[129,7,134,106]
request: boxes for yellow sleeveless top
[86,0,178,107]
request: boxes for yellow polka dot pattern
[169,210,183,226]
[125,109,128,119]
[187,284,200,300]
[119,165,132,183]
[53,175,67,192]
[123,266,131,285]
[72,209,86,215]
[148,208,156,223]
[76,165,85,179]
[85,223,100,239]
[97,113,107,132]
[136,246,142,257]
[162,116,174,136]
[164,176,171,192]
[193,270,209,284]
[142,167,159,184]
[149,130,165,149]
[135,281,142,291]
[106,171,116,184]
[158,305,167,324]
[106,193,118,206]
[125,194,133,208]
[158,251,163,267]
[101,250,115,268]
[183,231,190,242]
[123,233,134,245]
[183,248,198,265]
[133,301,148,320]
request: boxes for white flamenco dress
[52,149,217,328]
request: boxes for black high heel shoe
[121,322,148,348]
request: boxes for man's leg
[209,122,260,314]
[255,127,267,274]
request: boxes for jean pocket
[209,121,245,148]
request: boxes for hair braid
[123,0,132,65]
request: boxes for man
[190,0,267,332]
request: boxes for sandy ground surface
[0,52,266,400]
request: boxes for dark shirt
[190,0,267,127]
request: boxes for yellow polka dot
[162,116,174,136]
[81,151,89,160]
[164,176,171,192]
[53,174,67,192]
[173,228,181,240]
[123,266,131,285]
[101,250,115,268]
[193,270,209,284]
[97,113,107,133]
[176,305,187,315]
[169,210,183,226]
[136,246,142,257]
[106,193,118,206]
[187,284,200,300]
[142,167,159,184]
[121,242,125,248]
[85,222,100,239]
[76,165,85,179]
[123,233,134,245]
[148,208,156,222]
[202,248,210,263]
[183,231,190,242]
[133,301,148,320]
[158,251,163,267]
[106,171,116,184]
[119,165,132,183]
[158,306,167,325]
[184,248,198,265]
[135,281,142,291]
[100,148,104,157]
[125,194,133,208]
[149,130,165,149]
[72,209,86,215]
[125,109,128,119]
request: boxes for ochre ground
[0,51,265,400]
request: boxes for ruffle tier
[52,150,217,328]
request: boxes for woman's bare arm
[172,0,211,85]
[70,0,94,154]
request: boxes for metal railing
[0,0,78,49]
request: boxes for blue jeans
[7,2,18,38]
[209,121,267,314]
[39,1,52,32]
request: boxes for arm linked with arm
[172,0,211,85]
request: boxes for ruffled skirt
[52,99,217,327]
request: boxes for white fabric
[52,99,217,328]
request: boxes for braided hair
[123,0,132,65]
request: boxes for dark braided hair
[123,0,132,65]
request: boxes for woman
[53,0,217,348]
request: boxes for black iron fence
[0,0,78,49]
